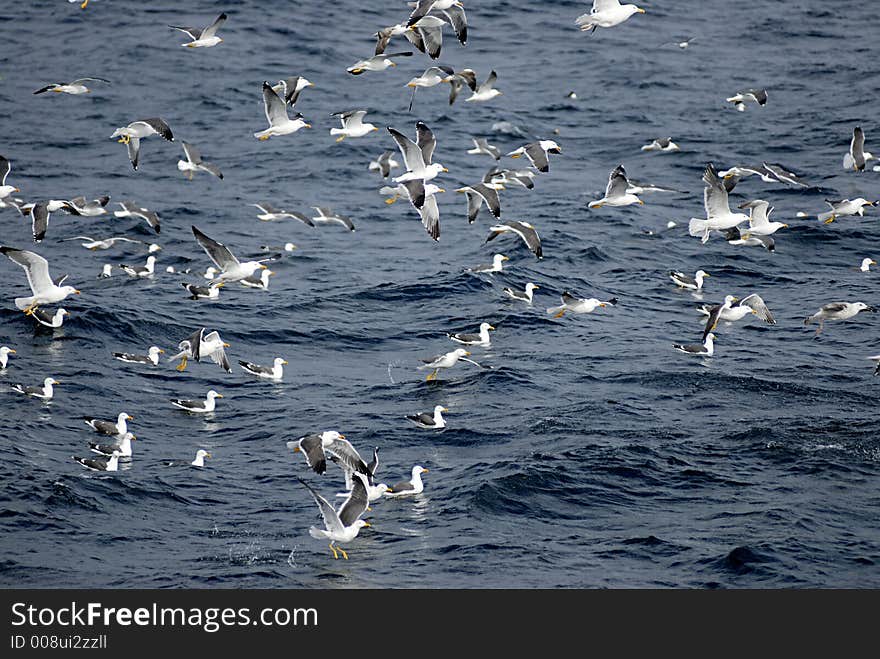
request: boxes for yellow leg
[335,136,346,143]
[176,356,188,372]
[81,0,89,8]
[338,546,348,560]
[554,310,565,318]
[385,196,398,205]
[23,304,38,315]
[426,370,438,381]
[823,215,836,224]
[258,135,271,141]
[329,543,339,559]
[117,135,130,144]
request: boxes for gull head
[854,302,875,313]
[696,270,709,279]
[321,431,345,442]
[525,282,539,292]
[274,358,288,367]
[480,322,495,332]
[61,285,80,297]
[206,390,223,400]
[413,465,429,476]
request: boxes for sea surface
[1,0,878,588]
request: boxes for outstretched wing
[201,12,227,39]
[296,476,344,535]
[416,121,436,165]
[388,127,426,171]
[191,226,240,270]
[740,294,775,324]
[702,163,730,219]
[337,472,370,527]
[606,165,629,198]
[0,246,55,296]
[262,82,289,126]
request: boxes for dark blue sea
[1,0,878,588]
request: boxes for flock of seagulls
[1,0,878,563]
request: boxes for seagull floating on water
[11,377,59,400]
[547,292,617,317]
[407,405,448,429]
[670,270,709,291]
[113,346,164,365]
[503,282,539,304]
[448,322,494,347]
[170,389,224,413]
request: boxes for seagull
[73,451,123,472]
[250,203,314,225]
[170,389,224,413]
[55,196,112,217]
[0,346,15,369]
[374,23,411,55]
[114,201,161,233]
[817,198,876,224]
[858,258,876,272]
[723,226,775,251]
[33,77,110,95]
[761,162,811,188]
[169,12,227,48]
[240,268,274,290]
[507,141,562,173]
[467,138,501,160]
[456,181,502,223]
[368,152,400,178]
[804,302,875,335]
[726,88,768,111]
[447,68,478,105]
[118,255,156,277]
[388,122,447,183]
[466,70,502,102]
[384,465,429,498]
[239,357,287,380]
[448,322,494,346]
[270,76,314,106]
[406,16,447,59]
[67,234,141,251]
[670,270,709,291]
[673,332,716,357]
[162,449,212,467]
[191,225,270,283]
[84,412,133,437]
[407,0,467,45]
[347,52,413,75]
[641,137,680,152]
[503,282,539,304]
[11,377,59,400]
[331,447,389,502]
[177,142,223,180]
[182,281,224,299]
[170,328,231,372]
[330,110,379,142]
[843,126,875,171]
[484,221,543,258]
[688,163,749,243]
[254,82,311,140]
[311,207,356,231]
[0,156,19,201]
[0,246,80,314]
[547,292,617,317]
[296,474,370,560]
[30,307,70,329]
[406,405,448,429]
[488,167,537,190]
[467,253,509,274]
[113,346,164,365]
[89,432,136,458]
[405,65,455,110]
[576,0,646,32]
[698,294,775,336]
[738,200,788,236]
[110,118,174,170]
[417,348,482,381]
[589,165,643,208]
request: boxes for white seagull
[576,0,645,33]
[547,292,617,317]
[589,164,643,208]
[191,225,270,283]
[330,110,379,142]
[0,246,80,313]
[170,389,224,413]
[34,77,110,95]
[297,473,371,560]
[804,302,875,335]
[177,142,223,180]
[169,12,227,48]
[110,118,174,170]
[388,121,448,183]
[688,163,749,243]
[254,82,311,140]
